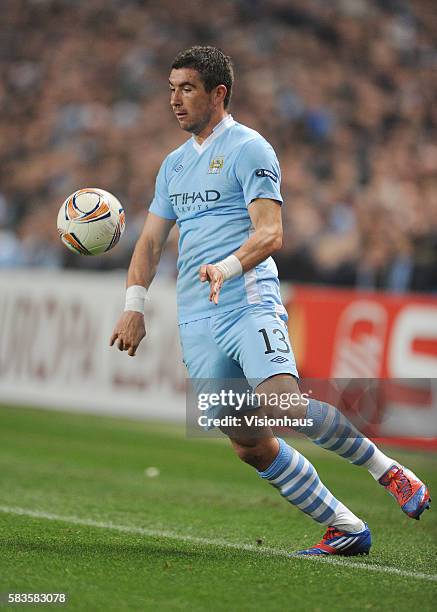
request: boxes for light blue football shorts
[179,303,299,386]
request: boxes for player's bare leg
[224,413,371,555]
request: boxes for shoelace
[318,526,342,546]
[391,470,413,503]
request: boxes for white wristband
[213,255,243,281]
[124,285,148,314]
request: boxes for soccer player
[110,46,430,556]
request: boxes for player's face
[169,68,216,135]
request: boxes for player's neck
[194,111,229,145]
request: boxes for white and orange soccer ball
[57,188,126,255]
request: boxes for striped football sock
[258,438,364,532]
[299,400,398,480]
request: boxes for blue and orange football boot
[294,524,372,556]
[379,464,431,520]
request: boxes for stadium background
[0,0,436,442]
[1,0,437,288]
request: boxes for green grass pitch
[0,405,436,611]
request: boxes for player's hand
[199,264,224,305]
[109,311,146,357]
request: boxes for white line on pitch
[0,505,436,584]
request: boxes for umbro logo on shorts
[270,355,289,363]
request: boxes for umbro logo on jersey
[208,156,225,174]
[270,355,288,363]
[255,168,278,182]
[173,164,184,173]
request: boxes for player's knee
[231,438,276,468]
[232,443,256,464]
[256,375,307,420]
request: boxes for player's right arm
[109,212,175,356]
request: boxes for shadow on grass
[0,537,236,561]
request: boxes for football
[57,188,126,255]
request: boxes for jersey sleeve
[235,138,283,207]
[148,157,177,220]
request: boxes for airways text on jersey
[170,190,221,214]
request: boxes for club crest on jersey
[208,156,225,174]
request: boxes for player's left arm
[199,198,282,304]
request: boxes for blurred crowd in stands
[1,0,436,291]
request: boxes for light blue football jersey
[149,115,287,323]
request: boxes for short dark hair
[171,46,234,108]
